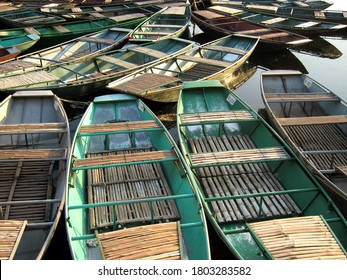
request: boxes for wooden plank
[261,17,287,24]
[79,120,159,134]
[141,24,183,28]
[132,31,171,36]
[80,37,115,45]
[162,6,186,16]
[336,166,347,176]
[75,150,175,168]
[97,56,138,69]
[177,55,231,68]
[131,46,167,58]
[0,220,27,260]
[278,115,347,126]
[261,32,290,39]
[266,93,339,102]
[52,25,70,33]
[111,13,146,22]
[180,111,254,124]
[24,27,40,35]
[295,21,319,28]
[0,149,66,160]
[237,28,269,35]
[202,45,247,55]
[194,10,225,19]
[0,123,66,135]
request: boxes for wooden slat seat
[74,150,176,169]
[180,110,255,125]
[266,93,339,102]
[111,13,146,22]
[202,45,247,55]
[24,27,40,35]
[261,17,287,24]
[0,148,66,160]
[249,216,347,260]
[132,31,172,36]
[80,37,115,45]
[141,24,183,28]
[0,71,59,90]
[261,32,290,39]
[131,46,167,58]
[336,166,347,176]
[177,55,231,68]
[237,28,270,35]
[0,123,67,135]
[190,147,288,167]
[52,25,70,33]
[194,10,225,19]
[0,220,27,260]
[79,120,160,135]
[98,222,181,260]
[162,6,186,16]
[97,56,138,69]
[109,73,181,94]
[295,21,320,28]
[278,115,347,126]
[210,6,242,15]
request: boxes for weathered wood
[80,37,115,45]
[0,220,27,260]
[266,93,339,102]
[0,149,66,160]
[202,45,247,55]
[131,46,167,58]
[0,123,66,135]
[249,216,347,260]
[278,115,347,126]
[97,56,138,69]
[79,120,159,134]
[177,55,231,68]
[180,111,254,124]
[98,221,181,260]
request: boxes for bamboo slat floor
[188,135,300,223]
[0,220,27,260]
[97,221,181,260]
[0,160,55,223]
[249,216,347,260]
[86,149,179,229]
[284,123,347,171]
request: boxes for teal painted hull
[177,80,347,260]
[66,93,210,260]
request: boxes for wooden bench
[111,13,146,22]
[141,24,183,28]
[80,37,115,45]
[202,45,247,55]
[295,21,319,28]
[277,115,347,126]
[180,110,255,125]
[177,55,231,68]
[261,32,290,39]
[0,220,27,260]
[132,31,172,36]
[336,166,347,176]
[162,6,186,16]
[52,25,70,33]
[0,149,66,161]
[190,147,288,168]
[261,17,287,24]
[131,46,167,58]
[0,123,67,135]
[79,120,160,135]
[97,56,138,69]
[24,27,40,35]
[249,216,347,260]
[97,222,181,260]
[74,150,176,169]
[238,28,270,35]
[266,93,339,103]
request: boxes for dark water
[41,30,347,260]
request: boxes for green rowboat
[177,80,347,260]
[0,15,146,48]
[66,93,210,260]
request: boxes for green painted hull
[66,94,210,260]
[0,16,146,48]
[177,80,347,260]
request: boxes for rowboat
[245,4,347,25]
[128,5,191,43]
[39,1,161,20]
[210,0,333,10]
[0,33,40,62]
[66,93,210,260]
[177,79,347,260]
[0,38,196,99]
[0,15,146,48]
[107,34,259,102]
[208,5,347,36]
[0,90,70,259]
[260,69,347,218]
[191,9,311,51]
[0,5,66,27]
[0,27,133,76]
